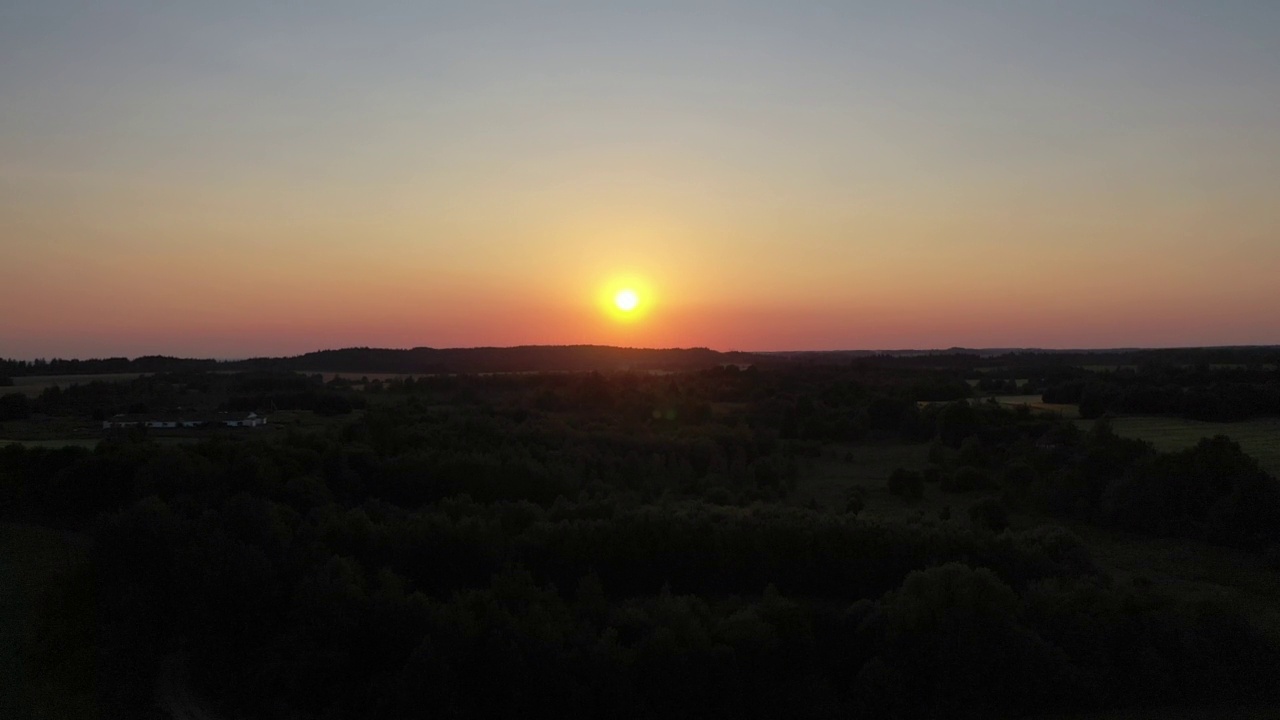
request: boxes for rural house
[102,412,268,430]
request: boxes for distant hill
[226,345,765,374]
[3,344,1278,377]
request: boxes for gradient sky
[3,1,1278,358]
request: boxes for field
[1045,704,1280,720]
[1081,416,1280,477]
[1,373,142,398]
[990,393,1280,476]
[794,442,930,511]
[0,415,101,446]
[1067,522,1280,639]
[793,442,1004,527]
[1043,521,1280,720]
[319,372,423,383]
[0,439,101,450]
[993,394,1081,418]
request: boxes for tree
[968,497,1010,533]
[886,469,924,502]
[937,401,978,447]
[0,392,31,421]
[855,563,1063,717]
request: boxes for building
[102,412,267,430]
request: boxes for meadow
[989,393,1280,476]
[794,443,928,506]
[1084,416,1280,477]
[994,394,1082,419]
[1,374,143,398]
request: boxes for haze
[3,1,1278,359]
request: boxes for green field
[990,395,1280,475]
[1066,522,1280,640]
[1,374,142,398]
[320,372,429,382]
[0,439,101,450]
[994,394,1081,418]
[795,443,930,510]
[1081,416,1280,477]
[793,443,1002,526]
[1042,704,1280,720]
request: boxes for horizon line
[4,342,1280,364]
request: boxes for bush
[941,466,987,493]
[844,486,869,515]
[969,497,1010,533]
[1002,462,1036,487]
[957,436,988,467]
[886,469,924,502]
[855,563,1066,716]
[0,392,32,421]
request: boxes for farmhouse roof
[107,411,261,423]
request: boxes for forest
[3,348,1280,718]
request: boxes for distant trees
[886,468,923,502]
[1041,364,1280,421]
[1101,436,1280,549]
[0,392,31,421]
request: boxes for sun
[614,289,639,313]
[598,276,652,324]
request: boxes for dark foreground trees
[5,363,1280,718]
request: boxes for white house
[102,412,267,430]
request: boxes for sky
[2,0,1278,359]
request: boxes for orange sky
[3,2,1279,358]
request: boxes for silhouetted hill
[228,345,765,374]
[4,344,1278,377]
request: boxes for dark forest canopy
[5,360,1280,718]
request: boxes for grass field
[0,439,101,450]
[1080,416,1280,477]
[795,442,930,511]
[1040,704,1280,720]
[1065,522,1280,640]
[1039,520,1280,719]
[792,443,1001,525]
[994,394,1081,418]
[1,373,142,398]
[0,415,101,445]
[320,372,423,383]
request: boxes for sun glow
[614,289,639,312]
[598,277,653,325]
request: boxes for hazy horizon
[7,340,1280,365]
[4,1,1279,358]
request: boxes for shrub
[887,469,924,502]
[969,497,1010,533]
[941,466,987,493]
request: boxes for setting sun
[614,289,639,312]
[598,276,653,326]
